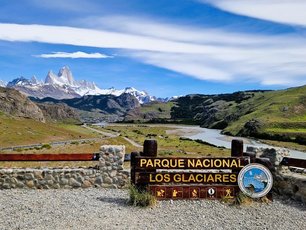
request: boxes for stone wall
[0,145,129,189]
[247,147,306,203]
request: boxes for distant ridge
[4,66,166,103]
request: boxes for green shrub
[128,185,157,207]
[41,144,52,149]
[71,141,79,145]
[234,192,253,205]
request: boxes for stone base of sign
[0,145,129,189]
[247,147,306,203]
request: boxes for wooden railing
[280,157,306,169]
[0,153,100,161]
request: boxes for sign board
[131,153,250,200]
[135,157,249,169]
[131,140,273,200]
[136,172,238,184]
[149,185,239,199]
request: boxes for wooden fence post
[141,140,157,191]
[231,139,243,157]
[143,139,157,157]
[130,152,140,186]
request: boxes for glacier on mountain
[5,66,164,103]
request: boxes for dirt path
[83,125,142,148]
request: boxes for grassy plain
[0,121,230,168]
[95,124,230,157]
[0,114,98,147]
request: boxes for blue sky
[1,0,306,97]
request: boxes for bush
[41,144,52,149]
[128,185,157,207]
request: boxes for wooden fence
[0,153,100,161]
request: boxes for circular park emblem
[238,163,273,198]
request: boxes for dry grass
[0,115,98,147]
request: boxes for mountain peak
[0,80,7,87]
[58,66,74,85]
[31,75,39,85]
[7,77,31,87]
[5,66,165,103]
[45,70,58,85]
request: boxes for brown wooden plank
[0,153,99,161]
[280,157,306,168]
[136,172,238,185]
[148,185,239,199]
[135,157,249,170]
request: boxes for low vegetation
[92,124,230,157]
[128,184,157,207]
[170,85,306,145]
[0,114,98,148]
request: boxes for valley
[0,66,305,166]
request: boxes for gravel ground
[0,189,305,230]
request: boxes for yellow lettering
[164,174,170,183]
[215,159,222,167]
[215,174,222,183]
[161,159,170,168]
[195,174,203,182]
[170,159,177,168]
[149,174,155,182]
[140,159,147,167]
[223,159,230,168]
[222,174,229,183]
[188,174,195,182]
[203,159,210,167]
[195,159,202,168]
[178,159,185,168]
[230,174,237,183]
[207,174,214,182]
[147,159,153,167]
[188,159,195,167]
[231,160,238,168]
[182,174,188,183]
[155,159,161,168]
[174,174,181,183]
[155,174,163,183]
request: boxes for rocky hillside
[0,86,81,124]
[0,87,45,122]
[170,85,306,144]
[124,101,174,122]
[36,103,80,124]
[171,91,260,128]
[32,93,140,122]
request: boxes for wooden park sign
[131,139,250,200]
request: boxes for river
[181,126,306,159]
[104,123,306,159]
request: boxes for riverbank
[0,188,305,230]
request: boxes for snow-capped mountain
[0,80,7,87]
[5,66,160,103]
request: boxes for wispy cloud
[201,0,306,27]
[1,20,306,86]
[34,51,112,59]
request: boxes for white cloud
[202,0,306,27]
[0,23,210,54]
[1,20,306,86]
[34,51,112,59]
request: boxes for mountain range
[3,66,162,104]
